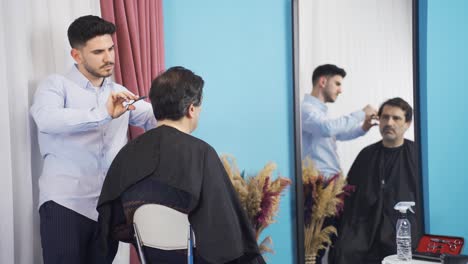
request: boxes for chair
[133,204,194,264]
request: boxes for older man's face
[379,105,410,145]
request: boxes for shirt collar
[66,64,111,89]
[303,94,327,112]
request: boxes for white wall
[298,0,414,175]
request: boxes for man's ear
[404,120,412,131]
[186,104,195,118]
[70,48,82,64]
[319,76,328,88]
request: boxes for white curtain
[298,0,414,175]
[0,0,128,263]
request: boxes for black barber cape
[97,125,265,264]
[329,139,423,264]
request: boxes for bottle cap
[394,201,415,214]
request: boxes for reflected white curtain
[0,0,128,263]
[298,0,414,175]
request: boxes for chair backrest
[133,204,191,250]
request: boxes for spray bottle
[394,201,415,261]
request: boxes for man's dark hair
[312,64,346,86]
[150,66,204,121]
[378,97,413,122]
[67,15,116,48]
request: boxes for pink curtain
[100,1,164,263]
[100,0,165,139]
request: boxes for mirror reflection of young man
[30,15,156,263]
[329,97,423,264]
[301,64,378,263]
[301,64,378,177]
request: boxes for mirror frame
[291,1,423,263]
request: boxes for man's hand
[106,91,139,119]
[362,114,379,131]
[362,104,377,118]
[362,104,378,131]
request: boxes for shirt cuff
[351,110,365,122]
[96,104,112,124]
[356,126,366,136]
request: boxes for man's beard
[381,126,397,140]
[84,62,114,78]
[324,91,336,103]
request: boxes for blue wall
[420,0,468,253]
[163,1,295,263]
[163,0,468,261]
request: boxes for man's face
[74,34,115,79]
[322,75,343,103]
[379,105,410,144]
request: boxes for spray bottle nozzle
[394,201,415,214]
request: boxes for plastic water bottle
[394,201,415,261]
[396,217,412,261]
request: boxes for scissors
[429,238,462,251]
[426,243,443,252]
[128,96,147,105]
[125,96,148,108]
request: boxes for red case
[416,234,465,256]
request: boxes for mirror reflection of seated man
[301,64,377,178]
[329,97,423,264]
[96,66,266,264]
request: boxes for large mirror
[292,0,423,263]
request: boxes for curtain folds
[1,1,102,263]
[0,1,163,263]
[100,0,165,139]
[100,1,165,263]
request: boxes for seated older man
[97,66,265,264]
[329,97,423,264]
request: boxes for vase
[305,253,316,264]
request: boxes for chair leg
[187,226,193,264]
[133,223,147,264]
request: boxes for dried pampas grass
[302,158,354,262]
[221,154,291,255]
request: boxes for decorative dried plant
[220,155,291,255]
[302,158,354,264]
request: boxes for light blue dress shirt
[30,65,157,221]
[301,94,366,177]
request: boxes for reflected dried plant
[302,158,355,262]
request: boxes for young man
[97,66,266,264]
[301,64,377,177]
[30,15,156,263]
[329,97,423,264]
[301,64,378,263]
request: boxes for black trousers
[39,201,118,264]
